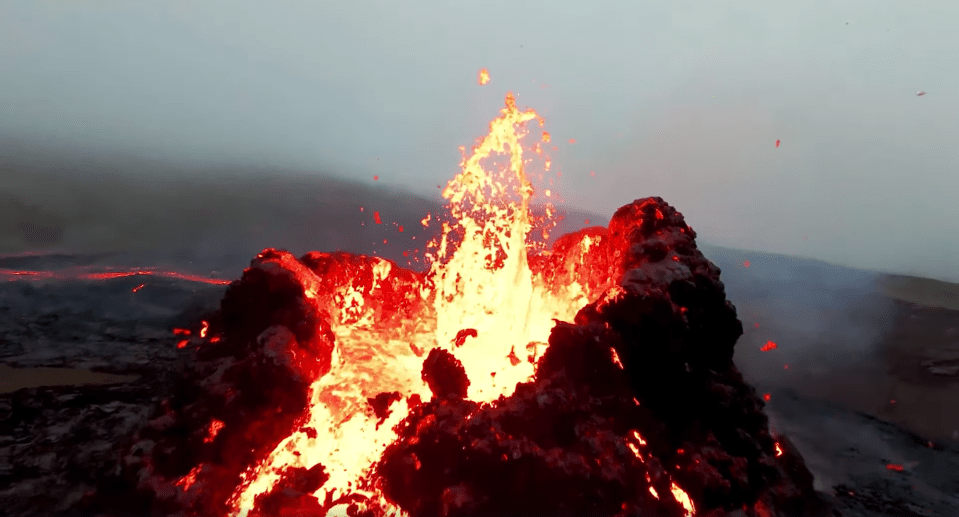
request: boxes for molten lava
[225,92,605,517]
[105,91,828,517]
[0,266,230,285]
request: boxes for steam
[703,244,901,389]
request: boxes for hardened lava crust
[377,198,830,517]
[89,197,833,517]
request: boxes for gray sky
[3,0,958,281]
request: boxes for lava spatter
[101,92,830,517]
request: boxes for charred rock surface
[87,249,336,517]
[422,348,471,400]
[0,273,226,517]
[0,383,160,517]
[377,198,831,517]
[4,206,959,517]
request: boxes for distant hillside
[0,148,606,275]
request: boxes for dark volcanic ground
[1,248,958,516]
[1,161,958,516]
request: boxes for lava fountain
[229,92,605,517]
[104,92,828,517]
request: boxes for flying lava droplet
[743,260,751,268]
[373,211,382,224]
[775,139,780,147]
[478,68,490,85]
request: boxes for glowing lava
[227,93,612,517]
[0,266,231,285]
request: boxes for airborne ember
[98,93,829,517]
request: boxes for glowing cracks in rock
[204,420,225,443]
[610,348,624,369]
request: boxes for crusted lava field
[82,198,835,517]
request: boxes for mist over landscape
[2,0,958,283]
[5,4,959,515]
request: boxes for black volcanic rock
[376,198,831,517]
[94,197,832,517]
[422,348,471,400]
[92,249,337,517]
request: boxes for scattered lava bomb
[93,93,832,517]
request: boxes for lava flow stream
[0,265,231,285]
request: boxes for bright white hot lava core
[225,92,689,517]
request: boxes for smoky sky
[3,1,958,281]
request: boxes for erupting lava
[104,91,827,517]
[229,92,607,517]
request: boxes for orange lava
[205,420,225,444]
[222,93,697,517]
[176,465,203,492]
[0,266,231,285]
